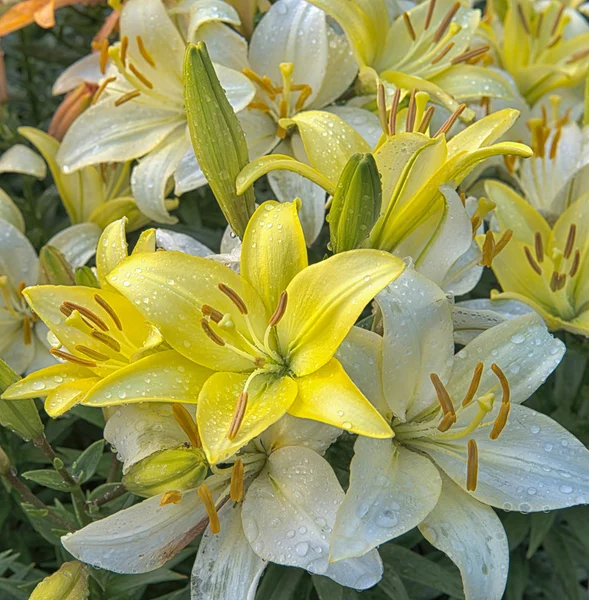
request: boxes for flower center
[0,277,36,345]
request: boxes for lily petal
[52,52,103,95]
[0,144,46,179]
[47,223,102,269]
[96,218,128,291]
[0,218,39,287]
[0,190,25,232]
[46,377,100,417]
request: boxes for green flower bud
[0,359,44,441]
[39,245,75,286]
[30,561,89,600]
[74,266,100,288]
[123,446,208,498]
[327,153,382,254]
[183,42,255,239]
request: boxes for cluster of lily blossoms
[1,0,589,598]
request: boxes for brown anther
[91,330,121,352]
[202,304,224,324]
[549,128,562,160]
[136,35,156,67]
[425,0,436,30]
[218,283,248,314]
[62,302,109,331]
[172,403,202,448]
[160,490,182,506]
[198,484,220,534]
[269,291,288,327]
[491,363,510,404]
[480,96,491,116]
[405,89,417,133]
[524,246,542,275]
[549,270,559,291]
[253,357,267,368]
[120,35,129,66]
[92,76,116,105]
[569,250,581,277]
[242,68,275,98]
[450,45,489,65]
[388,87,401,136]
[17,281,26,297]
[504,155,516,174]
[403,12,417,41]
[262,76,277,99]
[534,232,544,263]
[94,294,123,330]
[535,12,544,37]
[50,348,97,368]
[431,41,455,64]
[437,411,456,432]
[547,33,562,48]
[60,304,73,318]
[466,439,478,491]
[481,230,495,267]
[75,345,110,362]
[114,90,141,107]
[129,63,154,89]
[23,316,32,346]
[564,224,576,259]
[462,362,484,407]
[377,83,388,134]
[566,48,589,64]
[557,273,567,291]
[228,392,248,440]
[201,319,226,346]
[517,4,530,34]
[294,85,313,111]
[99,39,109,75]
[230,458,244,502]
[471,215,482,236]
[433,2,460,43]
[490,402,510,439]
[551,4,565,35]
[430,373,455,415]
[247,101,271,113]
[433,103,466,137]
[417,105,436,134]
[493,230,513,256]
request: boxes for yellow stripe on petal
[197,371,298,464]
[96,218,129,291]
[45,377,100,417]
[278,250,404,377]
[242,201,307,314]
[288,358,392,438]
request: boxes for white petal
[155,229,213,256]
[0,189,25,232]
[376,269,454,421]
[419,474,509,600]
[25,329,57,375]
[446,313,564,406]
[192,21,249,72]
[62,474,228,573]
[325,106,381,149]
[241,446,382,588]
[215,63,256,113]
[184,0,240,42]
[239,109,280,159]
[53,53,104,95]
[0,218,39,286]
[192,503,266,600]
[268,170,325,245]
[441,241,482,297]
[174,148,207,196]
[0,144,46,179]
[418,403,589,511]
[249,0,328,107]
[1,327,35,374]
[104,403,192,473]
[46,223,102,268]
[331,440,441,561]
[131,129,189,224]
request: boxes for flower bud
[29,561,89,600]
[123,446,208,498]
[183,42,255,239]
[74,266,100,288]
[39,245,75,286]
[327,153,382,253]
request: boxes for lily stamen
[534,232,544,263]
[62,302,108,331]
[491,363,510,404]
[481,230,495,267]
[569,250,581,277]
[433,2,460,43]
[294,84,312,111]
[494,230,513,256]
[94,294,123,330]
[549,128,562,159]
[564,224,576,259]
[99,39,109,75]
[129,63,154,89]
[516,4,530,34]
[377,84,387,134]
[172,403,202,448]
[268,291,288,327]
[438,411,456,432]
[201,318,226,346]
[120,35,129,66]
[160,490,182,506]
[136,35,156,67]
[198,484,220,534]
[230,458,244,502]
[388,88,401,136]
[92,76,116,105]
[114,90,141,106]
[433,103,466,137]
[430,373,454,415]
[50,348,97,368]
[524,246,542,275]
[403,12,417,41]
[431,41,455,64]
[405,89,417,133]
[450,45,489,65]
[91,330,121,352]
[23,316,32,345]
[417,105,435,134]
[466,439,478,491]
[424,0,436,30]
[228,392,248,440]
[550,4,565,35]
[75,345,110,362]
[462,361,484,406]
[218,283,248,314]
[490,401,510,439]
[202,304,224,324]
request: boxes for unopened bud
[183,42,255,239]
[74,266,100,288]
[39,245,75,286]
[30,561,89,600]
[123,447,208,498]
[327,153,382,253]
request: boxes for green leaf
[505,550,529,600]
[565,506,589,550]
[502,512,530,550]
[108,568,186,594]
[378,564,410,600]
[312,576,343,600]
[543,527,582,600]
[526,511,556,558]
[74,267,100,289]
[255,564,304,599]
[22,469,74,492]
[20,503,74,546]
[0,578,30,600]
[71,439,104,484]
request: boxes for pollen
[438,411,457,432]
[50,348,97,368]
[160,490,182,506]
[430,373,455,415]
[91,330,121,352]
[218,283,248,315]
[431,42,455,64]
[534,232,544,263]
[563,224,576,260]
[388,88,401,136]
[524,246,542,275]
[403,12,417,41]
[94,294,123,330]
[99,39,109,75]
[198,484,220,534]
[491,363,510,404]
[424,0,436,30]
[433,103,466,137]
[75,345,110,362]
[433,2,460,43]
[114,89,141,107]
[490,401,510,440]
[201,318,226,346]
[136,35,156,67]
[172,403,202,449]
[462,362,484,407]
[450,45,489,65]
[129,63,154,89]
[120,35,129,66]
[92,76,116,105]
[228,391,248,440]
[405,89,417,133]
[202,304,224,324]
[230,458,244,502]
[466,439,478,491]
[268,291,288,327]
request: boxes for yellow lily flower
[1,218,213,416]
[483,180,589,336]
[308,0,513,116]
[479,0,589,105]
[107,201,403,464]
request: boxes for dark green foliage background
[0,5,588,599]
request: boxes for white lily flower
[331,269,588,600]
[57,0,255,225]
[62,414,384,597]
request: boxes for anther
[535,12,544,37]
[403,12,417,40]
[491,363,510,404]
[471,215,482,236]
[62,302,108,331]
[417,105,435,133]
[524,247,542,275]
[481,230,495,267]
[201,319,226,346]
[99,39,109,75]
[129,63,154,89]
[202,304,224,324]
[230,458,244,502]
[172,403,202,448]
[253,357,267,368]
[564,224,576,259]
[50,348,97,368]
[534,232,544,263]
[450,45,489,65]
[75,345,110,362]
[433,103,466,137]
[294,85,312,111]
[433,2,460,43]
[17,281,26,297]
[504,155,516,174]
[136,35,156,67]
[431,42,455,64]
[490,402,510,439]
[517,4,530,34]
[242,68,276,99]
[405,89,417,133]
[160,490,182,506]
[466,439,478,491]
[218,283,248,314]
[430,373,454,415]
[92,76,116,105]
[547,33,562,48]
[377,84,388,134]
[23,316,32,346]
[269,291,288,327]
[438,411,456,432]
[247,101,271,112]
[198,484,220,534]
[424,0,436,30]
[120,35,129,66]
[566,47,589,64]
[462,362,484,407]
[388,87,401,136]
[549,128,562,159]
[91,330,121,352]
[94,294,123,330]
[569,250,581,277]
[551,4,565,35]
[114,90,141,106]
[228,392,248,440]
[493,230,512,256]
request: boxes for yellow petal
[88,197,138,230]
[1,363,95,399]
[288,358,392,438]
[132,229,157,254]
[277,249,405,377]
[82,350,213,407]
[281,111,370,185]
[108,252,268,372]
[242,201,307,314]
[45,377,100,417]
[96,217,129,291]
[197,371,298,464]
